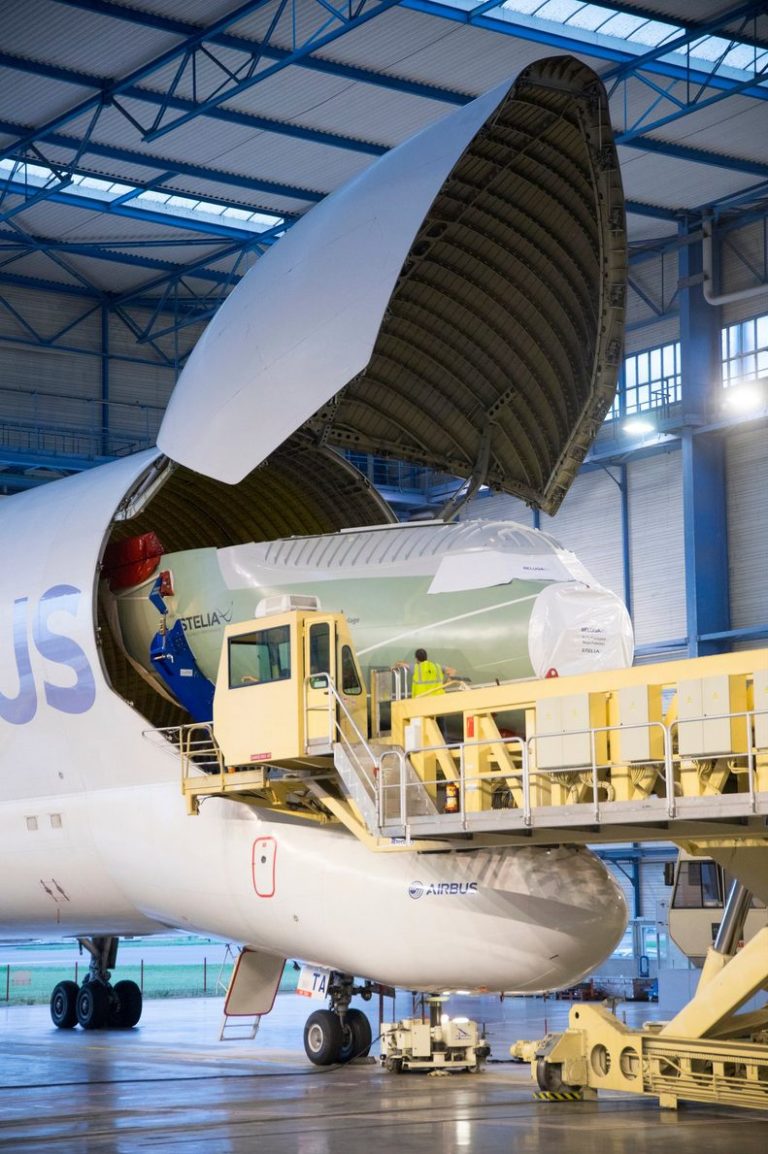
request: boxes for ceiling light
[723,383,765,414]
[623,417,655,436]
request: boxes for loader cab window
[671,860,722,909]
[229,625,291,688]
[309,623,330,677]
[340,645,362,696]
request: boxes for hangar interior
[1,0,768,1122]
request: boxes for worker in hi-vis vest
[399,648,457,697]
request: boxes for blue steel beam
[0,325,186,367]
[0,222,281,288]
[677,217,731,657]
[0,55,386,162]
[621,136,768,181]
[142,0,405,143]
[616,65,768,143]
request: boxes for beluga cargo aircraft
[0,55,630,1064]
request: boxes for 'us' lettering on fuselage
[0,585,96,725]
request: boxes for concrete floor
[1,993,767,1152]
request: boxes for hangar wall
[0,283,201,462]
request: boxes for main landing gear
[302,974,374,1066]
[49,936,143,1031]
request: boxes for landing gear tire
[338,1008,372,1061]
[76,981,108,1030]
[50,980,79,1029]
[304,1009,343,1066]
[536,1058,579,1093]
[111,980,143,1028]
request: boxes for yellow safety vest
[411,660,445,697]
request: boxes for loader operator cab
[212,595,368,768]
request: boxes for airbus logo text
[0,586,96,725]
[408,881,479,899]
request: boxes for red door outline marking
[252,836,277,898]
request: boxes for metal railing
[302,672,380,801]
[374,708,768,837]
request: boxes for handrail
[303,672,380,796]
[374,707,767,831]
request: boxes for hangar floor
[1,994,767,1151]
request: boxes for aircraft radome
[0,55,629,1063]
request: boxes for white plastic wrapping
[527,582,634,678]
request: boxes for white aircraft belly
[2,747,626,992]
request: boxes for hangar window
[722,312,768,387]
[607,341,681,420]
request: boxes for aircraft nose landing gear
[302,974,374,1066]
[49,937,143,1030]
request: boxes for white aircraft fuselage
[0,451,627,993]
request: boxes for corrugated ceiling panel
[2,0,179,76]
[15,199,215,243]
[222,77,452,148]
[626,214,678,244]
[39,145,169,189]
[668,99,768,160]
[0,73,95,126]
[618,147,757,211]
[86,97,368,193]
[615,1,768,38]
[726,425,768,630]
[158,176,311,215]
[144,55,358,123]
[542,469,626,598]
[628,451,686,647]
[0,247,86,288]
[611,83,764,149]
[315,10,565,93]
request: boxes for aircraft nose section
[470,845,628,992]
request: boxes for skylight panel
[78,175,115,193]
[495,0,765,76]
[565,5,613,32]
[529,0,586,21]
[721,42,761,70]
[165,194,200,210]
[137,189,173,204]
[499,0,541,14]
[595,12,651,39]
[195,200,228,215]
[627,19,681,47]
